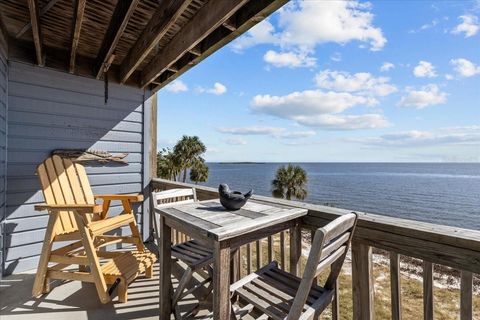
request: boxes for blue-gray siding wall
[0,33,8,277]
[3,61,148,275]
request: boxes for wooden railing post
[423,261,433,320]
[352,242,374,320]
[289,222,301,276]
[460,271,473,320]
[390,252,402,320]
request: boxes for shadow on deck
[0,260,214,320]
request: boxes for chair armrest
[34,203,103,214]
[94,194,144,202]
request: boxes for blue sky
[157,0,480,162]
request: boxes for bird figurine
[218,183,253,210]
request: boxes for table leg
[289,222,302,276]
[159,216,172,319]
[213,241,231,319]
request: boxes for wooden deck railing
[151,178,480,320]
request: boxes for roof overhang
[0,0,288,92]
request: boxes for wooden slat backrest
[151,188,198,245]
[36,155,97,233]
[153,188,197,209]
[287,212,358,320]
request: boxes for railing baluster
[460,271,473,320]
[390,252,402,320]
[268,235,274,263]
[280,230,286,270]
[332,270,340,320]
[256,239,263,270]
[246,243,252,274]
[423,261,433,320]
[352,242,374,320]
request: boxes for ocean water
[197,163,480,230]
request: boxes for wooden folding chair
[230,212,358,320]
[151,188,214,319]
[32,155,157,303]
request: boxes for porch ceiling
[0,0,287,91]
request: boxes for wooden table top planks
[156,199,308,242]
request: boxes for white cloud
[352,126,480,147]
[197,82,227,95]
[217,126,284,136]
[292,114,390,130]
[409,19,439,33]
[252,90,377,119]
[217,126,317,139]
[263,50,316,68]
[380,62,395,72]
[231,20,279,52]
[315,70,397,97]
[279,131,316,139]
[413,61,437,78]
[224,138,247,145]
[451,15,479,38]
[165,80,188,93]
[330,52,342,62]
[445,74,454,80]
[232,1,386,53]
[397,84,447,109]
[450,58,480,77]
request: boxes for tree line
[157,136,308,200]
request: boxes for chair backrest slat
[287,212,358,320]
[36,155,97,233]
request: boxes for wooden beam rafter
[141,0,249,87]
[27,0,45,66]
[119,0,193,84]
[16,0,60,39]
[94,0,139,79]
[69,0,86,74]
[151,0,289,92]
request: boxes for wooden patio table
[156,198,308,319]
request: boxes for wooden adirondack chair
[32,155,157,303]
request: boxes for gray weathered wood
[423,261,433,320]
[229,213,357,320]
[159,215,172,319]
[352,242,374,320]
[213,241,231,319]
[289,223,301,276]
[460,271,473,320]
[390,252,402,320]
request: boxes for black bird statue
[218,183,253,210]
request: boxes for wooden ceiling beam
[26,0,45,66]
[69,0,86,74]
[151,0,289,92]
[94,0,139,79]
[141,0,249,88]
[16,0,60,39]
[119,0,193,84]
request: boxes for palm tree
[271,164,308,200]
[190,158,209,184]
[156,148,181,180]
[173,135,207,182]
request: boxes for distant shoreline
[216,162,266,165]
